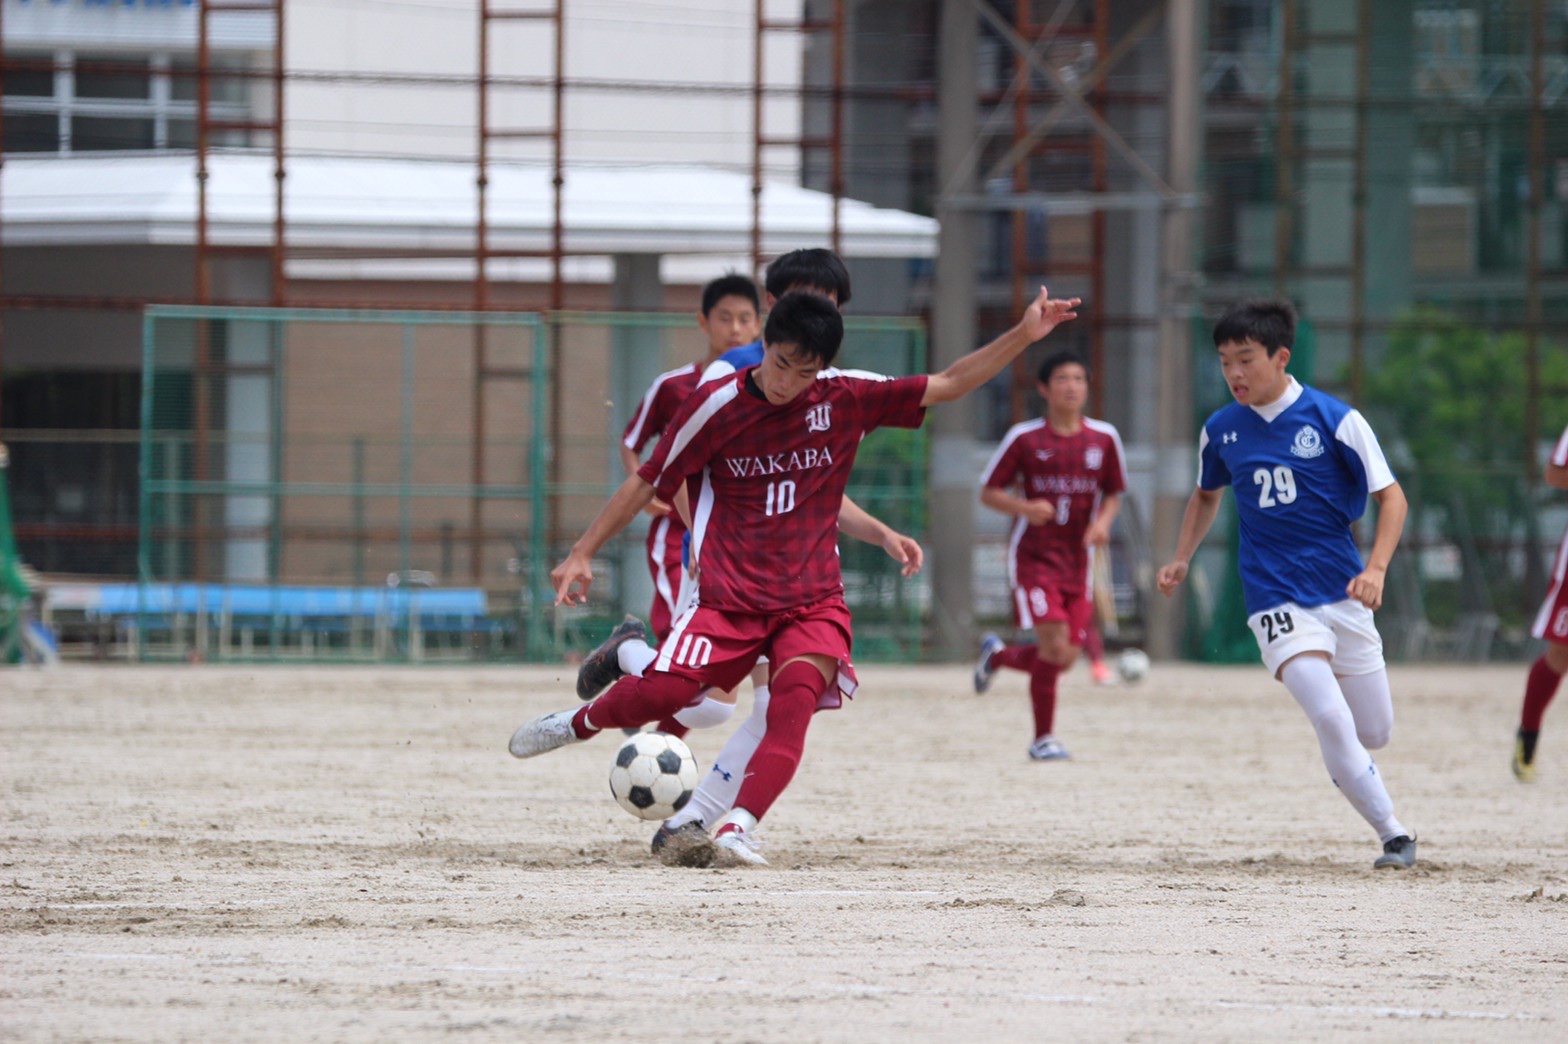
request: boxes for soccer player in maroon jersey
[620,274,761,643]
[1513,423,1568,782]
[972,350,1127,761]
[510,286,1079,865]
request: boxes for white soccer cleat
[1027,735,1071,761]
[974,633,1005,694]
[712,810,767,867]
[508,709,584,759]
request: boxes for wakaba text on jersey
[1027,474,1102,496]
[721,445,835,478]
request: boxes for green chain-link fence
[119,305,925,664]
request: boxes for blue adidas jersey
[1197,380,1396,613]
[700,339,764,384]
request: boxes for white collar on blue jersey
[1250,375,1303,423]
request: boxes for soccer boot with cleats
[1373,834,1417,870]
[1512,728,1539,783]
[576,615,648,701]
[651,820,715,868]
[508,709,585,759]
[974,633,1005,694]
[1028,735,1071,761]
[712,811,767,867]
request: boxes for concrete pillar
[1148,0,1203,661]
[929,0,980,659]
[223,319,273,582]
[611,253,665,621]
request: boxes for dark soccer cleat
[576,615,648,700]
[1373,834,1417,870]
[973,632,1004,694]
[651,820,714,868]
[1512,728,1539,783]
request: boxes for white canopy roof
[0,154,937,261]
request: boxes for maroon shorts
[644,516,686,641]
[652,596,859,710]
[1532,530,1568,646]
[1011,568,1093,648]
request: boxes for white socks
[667,685,770,830]
[1279,656,1408,843]
[673,694,736,730]
[617,638,658,677]
[1336,669,1394,750]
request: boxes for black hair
[763,248,853,307]
[1212,298,1297,355]
[700,273,761,316]
[1038,349,1089,385]
[763,291,844,367]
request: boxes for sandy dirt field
[2,661,1564,1042]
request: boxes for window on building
[2,49,253,155]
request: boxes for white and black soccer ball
[608,732,699,821]
[1116,648,1151,683]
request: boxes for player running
[1512,423,1568,782]
[972,350,1126,760]
[511,286,1080,866]
[1156,299,1418,870]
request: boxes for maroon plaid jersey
[639,369,929,614]
[981,417,1127,595]
[622,362,702,544]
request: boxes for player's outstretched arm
[1546,458,1568,492]
[1346,481,1407,610]
[550,474,658,605]
[620,443,671,518]
[838,495,924,576]
[1156,487,1225,596]
[921,287,1079,407]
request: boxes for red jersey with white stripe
[981,417,1127,595]
[622,362,704,531]
[639,368,929,615]
[1532,425,1568,644]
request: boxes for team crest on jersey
[805,403,833,433]
[1084,445,1104,470]
[1289,425,1325,459]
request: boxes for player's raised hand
[1156,559,1189,597]
[1020,286,1081,341]
[880,530,925,578]
[1345,566,1386,610]
[551,552,595,606]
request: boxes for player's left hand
[1019,286,1081,342]
[881,531,925,577]
[1346,566,1386,610]
[551,552,595,606]
[1083,519,1113,547]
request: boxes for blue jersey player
[1157,299,1417,871]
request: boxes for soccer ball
[608,732,699,821]
[1115,648,1151,683]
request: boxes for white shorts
[1247,599,1385,678]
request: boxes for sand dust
[2,662,1564,1041]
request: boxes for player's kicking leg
[651,670,772,866]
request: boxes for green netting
[133,306,926,665]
